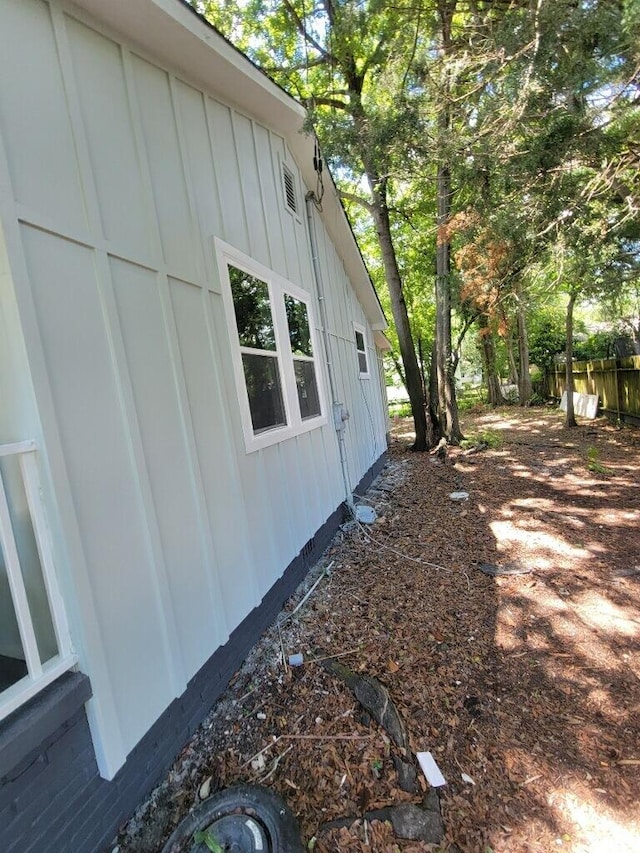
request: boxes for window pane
[358,351,368,374]
[294,360,321,420]
[229,265,276,351]
[355,330,365,352]
[284,294,313,357]
[242,353,286,432]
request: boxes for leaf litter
[112,407,640,853]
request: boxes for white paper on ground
[416,751,447,787]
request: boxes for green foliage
[194,0,639,427]
[527,307,567,373]
[456,386,488,411]
[573,331,620,361]
[193,829,224,853]
[460,429,502,450]
[388,400,412,418]
[586,446,612,476]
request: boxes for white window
[354,323,370,378]
[216,240,326,451]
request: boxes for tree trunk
[565,290,577,427]
[436,164,464,443]
[370,191,435,450]
[505,331,519,387]
[434,0,463,445]
[429,339,443,441]
[392,355,406,390]
[478,315,505,406]
[515,279,533,405]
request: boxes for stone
[393,755,418,793]
[366,802,444,844]
[320,798,445,845]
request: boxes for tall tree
[197,0,437,449]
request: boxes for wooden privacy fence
[547,355,640,423]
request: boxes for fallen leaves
[115,409,640,853]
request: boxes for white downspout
[305,192,355,515]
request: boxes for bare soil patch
[112,406,640,853]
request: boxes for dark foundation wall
[0,453,387,853]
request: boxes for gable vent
[282,164,298,215]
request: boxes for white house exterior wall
[0,0,387,778]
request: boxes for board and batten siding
[0,0,387,778]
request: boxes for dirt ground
[112,406,640,853]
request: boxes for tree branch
[282,0,336,63]
[309,96,351,112]
[338,190,375,213]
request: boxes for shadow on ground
[113,407,640,853]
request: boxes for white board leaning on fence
[559,391,599,419]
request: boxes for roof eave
[67,0,387,329]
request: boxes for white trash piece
[449,491,469,502]
[288,653,304,667]
[416,751,447,787]
[355,504,377,524]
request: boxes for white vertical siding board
[232,114,270,266]
[129,54,198,280]
[316,427,342,512]
[169,281,258,628]
[110,258,223,676]
[206,99,250,251]
[270,136,302,284]
[53,8,187,696]
[173,81,225,289]
[168,74,208,283]
[155,275,231,646]
[92,250,186,702]
[20,225,174,752]
[275,442,309,558]
[0,0,86,236]
[242,451,285,600]
[204,290,281,607]
[296,431,323,533]
[257,127,288,277]
[64,15,154,260]
[259,447,296,579]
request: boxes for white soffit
[374,331,392,352]
[66,0,387,330]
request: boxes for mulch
[112,405,640,853]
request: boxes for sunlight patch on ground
[570,592,640,638]
[490,519,591,563]
[551,791,640,853]
[495,586,634,692]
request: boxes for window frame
[353,322,370,379]
[216,239,327,452]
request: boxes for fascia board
[66,0,386,329]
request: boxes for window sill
[0,670,92,779]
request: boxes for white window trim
[354,322,370,379]
[216,238,327,452]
